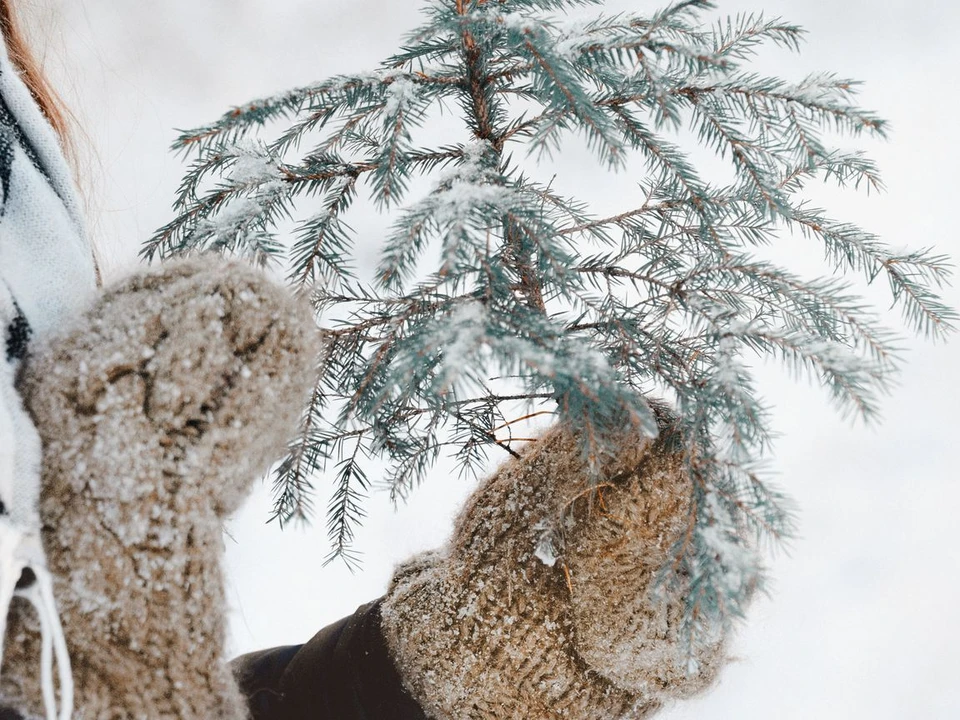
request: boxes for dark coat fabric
[232,599,429,720]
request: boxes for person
[0,9,411,718]
[0,3,98,718]
[0,8,731,719]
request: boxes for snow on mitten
[0,258,317,719]
[381,410,735,719]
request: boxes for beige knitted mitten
[382,414,732,719]
[0,258,317,719]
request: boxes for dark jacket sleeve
[231,599,428,720]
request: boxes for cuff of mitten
[231,599,428,720]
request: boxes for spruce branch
[151,0,954,654]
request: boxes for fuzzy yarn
[0,258,318,719]
[381,413,731,719]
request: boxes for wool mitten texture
[381,416,731,719]
[0,258,317,719]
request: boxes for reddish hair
[0,1,71,145]
[0,1,99,282]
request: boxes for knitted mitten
[381,413,732,719]
[0,258,317,719]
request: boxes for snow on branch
[150,0,955,651]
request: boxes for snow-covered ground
[31,0,960,716]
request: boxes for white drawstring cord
[22,568,73,720]
[0,524,74,720]
[36,568,72,720]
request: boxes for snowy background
[23,0,960,716]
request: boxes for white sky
[25,1,960,717]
